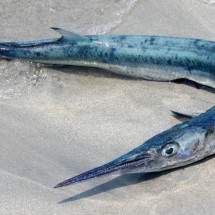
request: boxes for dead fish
[0,28,215,88]
[55,106,215,188]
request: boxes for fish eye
[161,142,179,158]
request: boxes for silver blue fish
[0,28,215,188]
[1,28,215,88]
[54,106,215,188]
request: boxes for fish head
[129,124,208,173]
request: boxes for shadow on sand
[58,153,215,204]
[58,172,162,204]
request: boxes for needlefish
[0,28,214,188]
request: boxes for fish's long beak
[0,43,7,57]
[54,151,151,188]
[0,43,13,58]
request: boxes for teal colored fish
[0,28,215,188]
[0,28,215,88]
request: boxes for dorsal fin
[171,110,199,122]
[51,27,89,42]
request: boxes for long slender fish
[1,28,215,88]
[55,106,215,188]
[0,28,215,188]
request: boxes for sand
[0,0,215,214]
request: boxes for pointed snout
[54,150,151,188]
[0,43,16,58]
[0,43,8,57]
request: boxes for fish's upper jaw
[0,43,16,58]
[54,151,152,188]
[0,43,8,56]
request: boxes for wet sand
[0,0,215,214]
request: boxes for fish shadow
[58,172,162,204]
[58,153,215,204]
[173,78,215,94]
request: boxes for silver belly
[25,58,215,89]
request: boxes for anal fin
[171,110,200,122]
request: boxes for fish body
[1,28,215,88]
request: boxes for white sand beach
[0,0,215,214]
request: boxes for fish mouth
[0,43,13,58]
[0,43,8,52]
[0,42,17,49]
[54,151,151,188]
